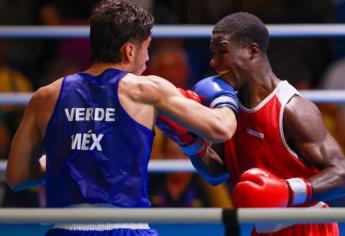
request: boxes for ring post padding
[222,209,240,236]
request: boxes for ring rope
[0,160,196,183]
[0,208,222,224]
[0,208,342,224]
[1,24,345,39]
[0,91,344,105]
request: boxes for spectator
[0,40,40,207]
[320,57,345,153]
[150,140,211,207]
[149,44,191,88]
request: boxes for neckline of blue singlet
[79,68,122,78]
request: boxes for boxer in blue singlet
[5,1,239,235]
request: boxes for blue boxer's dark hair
[90,0,154,63]
[213,12,269,54]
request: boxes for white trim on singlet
[276,81,300,159]
[53,223,150,231]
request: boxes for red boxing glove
[232,168,312,208]
[156,89,206,157]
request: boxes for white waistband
[53,223,150,231]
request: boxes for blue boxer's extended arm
[156,88,230,185]
[193,76,239,115]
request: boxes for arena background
[0,0,345,235]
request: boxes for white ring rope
[0,208,222,224]
[0,91,344,106]
[1,24,345,38]
[0,160,195,182]
[147,159,195,172]
[0,93,32,105]
[0,208,342,224]
[0,160,196,181]
[299,90,345,103]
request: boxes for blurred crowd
[0,0,345,208]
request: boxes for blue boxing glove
[193,75,239,115]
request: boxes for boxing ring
[0,24,345,236]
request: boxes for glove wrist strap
[286,177,312,206]
[210,95,239,114]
